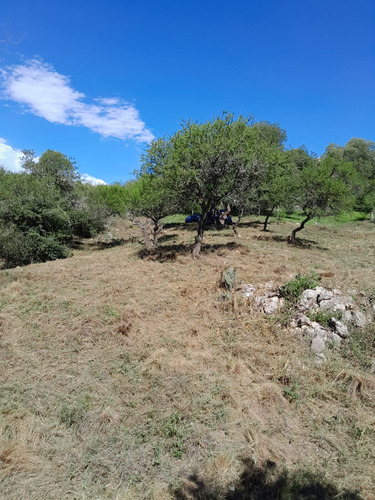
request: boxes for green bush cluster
[0,151,111,269]
[280,272,321,304]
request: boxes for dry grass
[0,217,374,499]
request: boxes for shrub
[280,272,320,304]
[0,224,71,268]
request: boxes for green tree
[325,138,375,218]
[169,113,268,256]
[288,156,353,243]
[22,149,79,194]
[228,122,287,235]
[258,152,295,231]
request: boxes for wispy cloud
[1,59,154,143]
[80,173,107,186]
[0,138,23,172]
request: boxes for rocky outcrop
[239,283,374,363]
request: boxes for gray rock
[341,310,354,323]
[317,287,334,302]
[242,284,256,298]
[290,313,312,328]
[263,296,284,315]
[319,296,348,313]
[292,327,306,337]
[326,332,342,346]
[329,317,349,338]
[315,353,327,364]
[302,289,320,302]
[352,310,367,328]
[303,327,319,339]
[311,336,326,354]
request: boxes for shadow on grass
[73,238,128,251]
[174,459,363,500]
[158,234,178,244]
[289,237,329,251]
[251,234,329,251]
[137,241,244,262]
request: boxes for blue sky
[0,0,374,184]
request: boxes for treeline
[125,114,374,255]
[0,114,374,267]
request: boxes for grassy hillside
[1,217,374,499]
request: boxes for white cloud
[80,173,107,186]
[1,59,154,143]
[0,138,24,172]
[0,138,107,184]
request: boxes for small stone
[292,327,305,337]
[329,317,349,338]
[341,310,353,324]
[290,313,312,328]
[242,284,256,298]
[263,296,283,315]
[326,332,342,346]
[352,310,367,328]
[319,296,347,312]
[311,336,326,354]
[302,289,319,302]
[298,299,311,312]
[316,287,333,302]
[315,353,327,364]
[303,327,318,339]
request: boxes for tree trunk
[288,214,312,244]
[371,210,374,222]
[192,218,205,257]
[263,205,276,232]
[140,224,152,249]
[152,220,163,247]
[129,216,153,249]
[233,208,243,238]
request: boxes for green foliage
[0,150,110,268]
[58,395,90,428]
[283,384,299,402]
[280,272,320,304]
[307,309,338,327]
[71,183,111,237]
[22,149,79,194]
[220,267,239,291]
[325,138,375,215]
[170,113,273,219]
[296,156,354,218]
[128,138,180,223]
[82,182,132,216]
[218,267,239,303]
[0,171,73,267]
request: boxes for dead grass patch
[0,218,374,498]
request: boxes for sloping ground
[0,218,374,499]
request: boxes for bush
[280,272,320,304]
[0,172,73,268]
[0,224,71,268]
